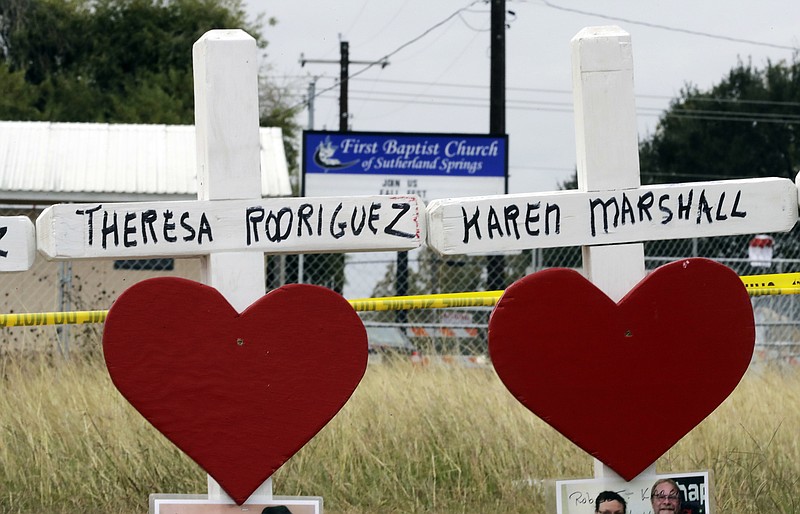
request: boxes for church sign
[302,131,507,201]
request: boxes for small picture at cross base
[553,471,710,514]
[149,495,322,514]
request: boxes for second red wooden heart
[488,258,754,480]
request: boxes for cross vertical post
[192,29,272,500]
[571,26,653,479]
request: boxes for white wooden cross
[427,26,798,480]
[34,30,425,502]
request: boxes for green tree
[640,58,800,267]
[640,58,800,184]
[1,0,317,285]
[0,0,301,131]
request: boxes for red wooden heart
[488,258,754,480]
[102,277,367,504]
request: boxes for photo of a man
[594,491,626,514]
[650,478,682,513]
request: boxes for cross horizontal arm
[427,177,798,255]
[36,195,425,260]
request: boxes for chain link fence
[2,205,799,366]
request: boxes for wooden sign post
[0,216,36,272]
[35,30,425,503]
[427,26,798,480]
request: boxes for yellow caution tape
[740,272,800,295]
[0,310,108,328]
[2,273,799,326]
[349,290,504,312]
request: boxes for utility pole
[307,77,317,130]
[300,41,389,132]
[490,0,506,136]
[299,42,389,296]
[339,42,349,132]
[487,0,507,291]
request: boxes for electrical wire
[353,26,487,122]
[290,0,485,111]
[537,0,798,51]
[296,76,800,109]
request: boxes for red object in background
[748,234,775,268]
[103,278,368,505]
[488,258,754,480]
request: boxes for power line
[298,76,800,109]
[320,93,800,125]
[290,0,485,111]
[336,87,799,117]
[537,0,798,51]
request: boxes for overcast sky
[245,1,800,194]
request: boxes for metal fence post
[56,260,72,357]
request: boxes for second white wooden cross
[427,26,798,479]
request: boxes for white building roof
[0,121,292,203]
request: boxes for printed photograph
[555,471,710,514]
[150,495,322,514]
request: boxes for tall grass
[1,353,798,513]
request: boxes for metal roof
[0,121,292,203]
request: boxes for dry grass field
[0,350,798,513]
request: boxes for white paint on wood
[36,196,424,260]
[0,216,36,272]
[426,178,797,255]
[572,26,652,480]
[193,29,268,501]
[193,30,262,202]
[572,27,640,192]
[207,475,272,501]
[593,460,657,481]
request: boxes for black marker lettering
[385,203,415,238]
[141,209,158,244]
[545,203,561,235]
[265,207,292,242]
[163,210,177,242]
[368,202,381,234]
[102,211,119,249]
[462,206,481,243]
[715,192,728,221]
[197,213,213,243]
[637,191,654,222]
[659,194,673,224]
[351,205,367,236]
[589,197,619,236]
[181,212,196,241]
[731,190,746,217]
[504,204,520,239]
[330,203,345,239]
[621,192,635,225]
[76,204,103,246]
[677,190,693,220]
[525,202,540,236]
[696,189,713,224]
[297,203,313,237]
[246,207,265,245]
[0,226,7,257]
[123,212,137,247]
[487,206,503,239]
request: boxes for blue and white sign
[303,131,507,202]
